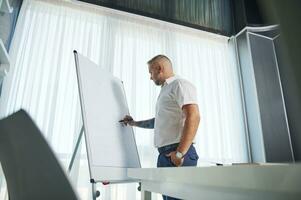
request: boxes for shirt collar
[165,75,178,85]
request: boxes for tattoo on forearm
[136,118,155,129]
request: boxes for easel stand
[68,126,100,200]
[91,179,100,199]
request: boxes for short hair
[147,55,172,66]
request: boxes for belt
[158,143,179,154]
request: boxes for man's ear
[157,65,164,73]
[157,65,161,72]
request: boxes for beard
[154,80,161,85]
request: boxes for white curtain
[0,0,248,199]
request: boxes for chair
[0,110,78,200]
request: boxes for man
[120,55,200,200]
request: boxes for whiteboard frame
[73,50,141,183]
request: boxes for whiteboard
[74,51,141,183]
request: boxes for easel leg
[68,126,84,172]
[92,182,100,200]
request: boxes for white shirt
[154,76,198,148]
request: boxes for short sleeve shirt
[154,76,198,148]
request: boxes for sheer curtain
[0,0,248,199]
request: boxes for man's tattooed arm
[135,118,155,129]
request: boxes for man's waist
[157,142,196,154]
[157,143,180,154]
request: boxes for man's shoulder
[173,77,195,88]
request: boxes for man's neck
[161,74,176,87]
[165,73,175,80]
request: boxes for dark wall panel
[249,33,293,162]
[79,0,233,35]
[257,1,301,161]
[236,28,294,163]
[274,36,301,161]
[232,0,265,34]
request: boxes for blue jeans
[157,144,199,200]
